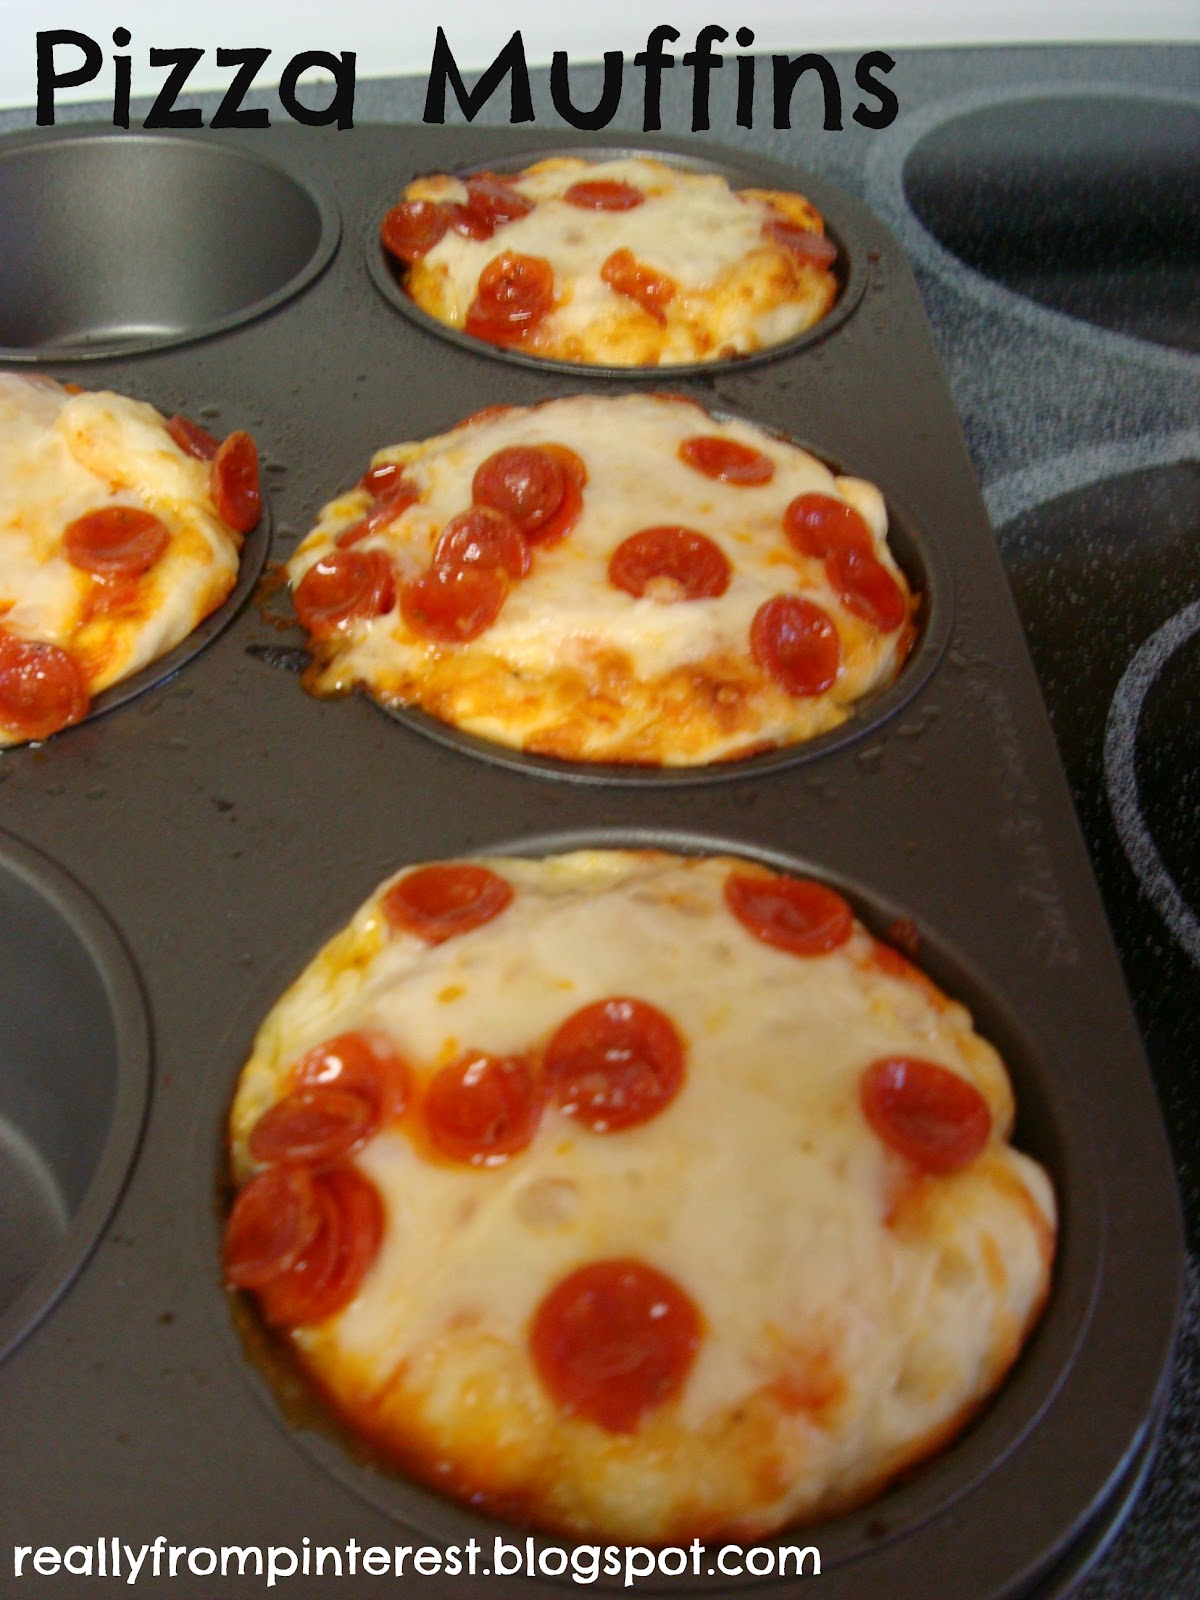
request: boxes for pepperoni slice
[525,471,582,548]
[361,461,405,497]
[400,563,506,642]
[257,1165,384,1327]
[63,506,170,578]
[472,446,566,536]
[337,477,420,549]
[783,493,873,561]
[541,442,588,488]
[563,179,644,211]
[679,436,775,486]
[464,253,554,345]
[0,631,89,742]
[248,1085,379,1166]
[763,217,838,268]
[461,177,533,229]
[530,1259,701,1433]
[750,594,840,698]
[381,199,449,263]
[544,998,685,1133]
[223,1165,321,1290]
[724,870,854,957]
[292,1031,411,1125]
[860,1057,991,1173]
[600,249,676,325]
[424,1051,542,1166]
[166,413,219,462]
[608,527,730,602]
[210,430,261,535]
[293,549,395,634]
[382,862,514,944]
[433,507,531,581]
[826,544,907,631]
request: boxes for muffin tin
[0,121,1182,1599]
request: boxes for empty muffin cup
[0,831,150,1362]
[0,130,340,360]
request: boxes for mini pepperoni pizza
[288,394,916,765]
[380,155,840,367]
[224,849,1056,1543]
[0,373,260,745]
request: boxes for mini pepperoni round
[0,631,89,743]
[337,477,420,549]
[763,217,838,268]
[541,442,588,488]
[826,543,907,632]
[750,594,840,697]
[293,548,395,634]
[63,506,170,578]
[608,527,730,602]
[531,1259,701,1433]
[472,446,566,535]
[544,998,685,1133]
[166,413,219,461]
[524,470,582,547]
[861,1057,991,1173]
[434,507,531,581]
[257,1165,384,1327]
[600,249,675,325]
[424,1051,542,1166]
[361,460,405,497]
[679,436,775,486]
[400,563,506,642]
[724,870,853,957]
[223,1165,321,1290]
[292,1031,410,1125]
[382,862,514,944]
[465,253,554,344]
[248,1085,379,1166]
[783,493,874,561]
[210,430,261,535]
[381,198,449,263]
[462,176,533,228]
[563,178,645,211]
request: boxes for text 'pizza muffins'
[224,849,1056,1544]
[380,155,841,367]
[0,373,260,745]
[288,394,916,766]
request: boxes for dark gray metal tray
[0,121,1182,1600]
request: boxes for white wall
[1,0,1196,111]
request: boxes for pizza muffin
[288,394,916,766]
[0,373,260,745]
[224,849,1056,1543]
[380,155,840,366]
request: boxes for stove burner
[1106,602,1200,967]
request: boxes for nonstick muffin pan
[0,122,1182,1600]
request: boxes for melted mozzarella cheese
[0,375,242,742]
[228,851,1055,1542]
[290,394,915,765]
[402,157,838,366]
